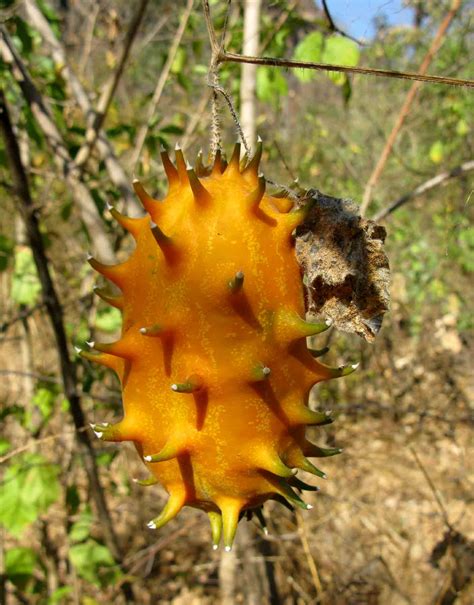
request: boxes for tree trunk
[240,0,262,151]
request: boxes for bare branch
[202,0,219,56]
[410,447,453,532]
[219,51,473,89]
[373,160,474,221]
[219,0,232,48]
[0,425,88,465]
[296,511,324,601]
[74,0,151,169]
[321,0,365,46]
[130,0,194,169]
[0,301,44,335]
[0,90,135,603]
[21,0,139,214]
[360,0,462,215]
[1,27,114,262]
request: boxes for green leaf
[458,226,474,272]
[11,247,41,306]
[37,0,61,29]
[69,540,122,587]
[322,36,360,86]
[82,598,100,605]
[48,586,73,604]
[160,124,184,135]
[0,454,61,536]
[24,106,44,148]
[429,140,444,164]
[323,36,360,66]
[5,547,37,588]
[95,306,122,333]
[456,119,469,136]
[69,507,93,543]
[171,47,186,75]
[0,438,10,455]
[0,234,14,272]
[256,67,288,102]
[293,32,324,82]
[32,385,58,420]
[12,17,34,55]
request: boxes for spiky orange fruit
[81,142,355,551]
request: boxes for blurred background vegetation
[0,0,472,603]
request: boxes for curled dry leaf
[294,189,390,342]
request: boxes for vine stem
[202,0,223,157]
[202,0,251,158]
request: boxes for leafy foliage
[69,540,122,587]
[0,454,61,536]
[10,248,41,306]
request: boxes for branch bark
[360,0,462,215]
[218,51,473,89]
[130,0,194,169]
[0,90,135,603]
[373,160,474,221]
[21,0,139,213]
[1,27,115,262]
[321,0,364,46]
[240,0,262,150]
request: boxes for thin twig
[130,0,194,168]
[124,518,199,573]
[409,447,453,532]
[0,427,89,465]
[0,369,60,384]
[219,50,473,89]
[0,91,135,603]
[360,0,462,215]
[0,301,44,334]
[321,0,365,46]
[211,82,250,157]
[202,0,219,55]
[373,160,474,220]
[295,511,324,603]
[274,140,296,181]
[77,3,100,79]
[219,0,232,47]
[74,0,151,169]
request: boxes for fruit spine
[80,141,355,551]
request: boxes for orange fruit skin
[86,144,341,549]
